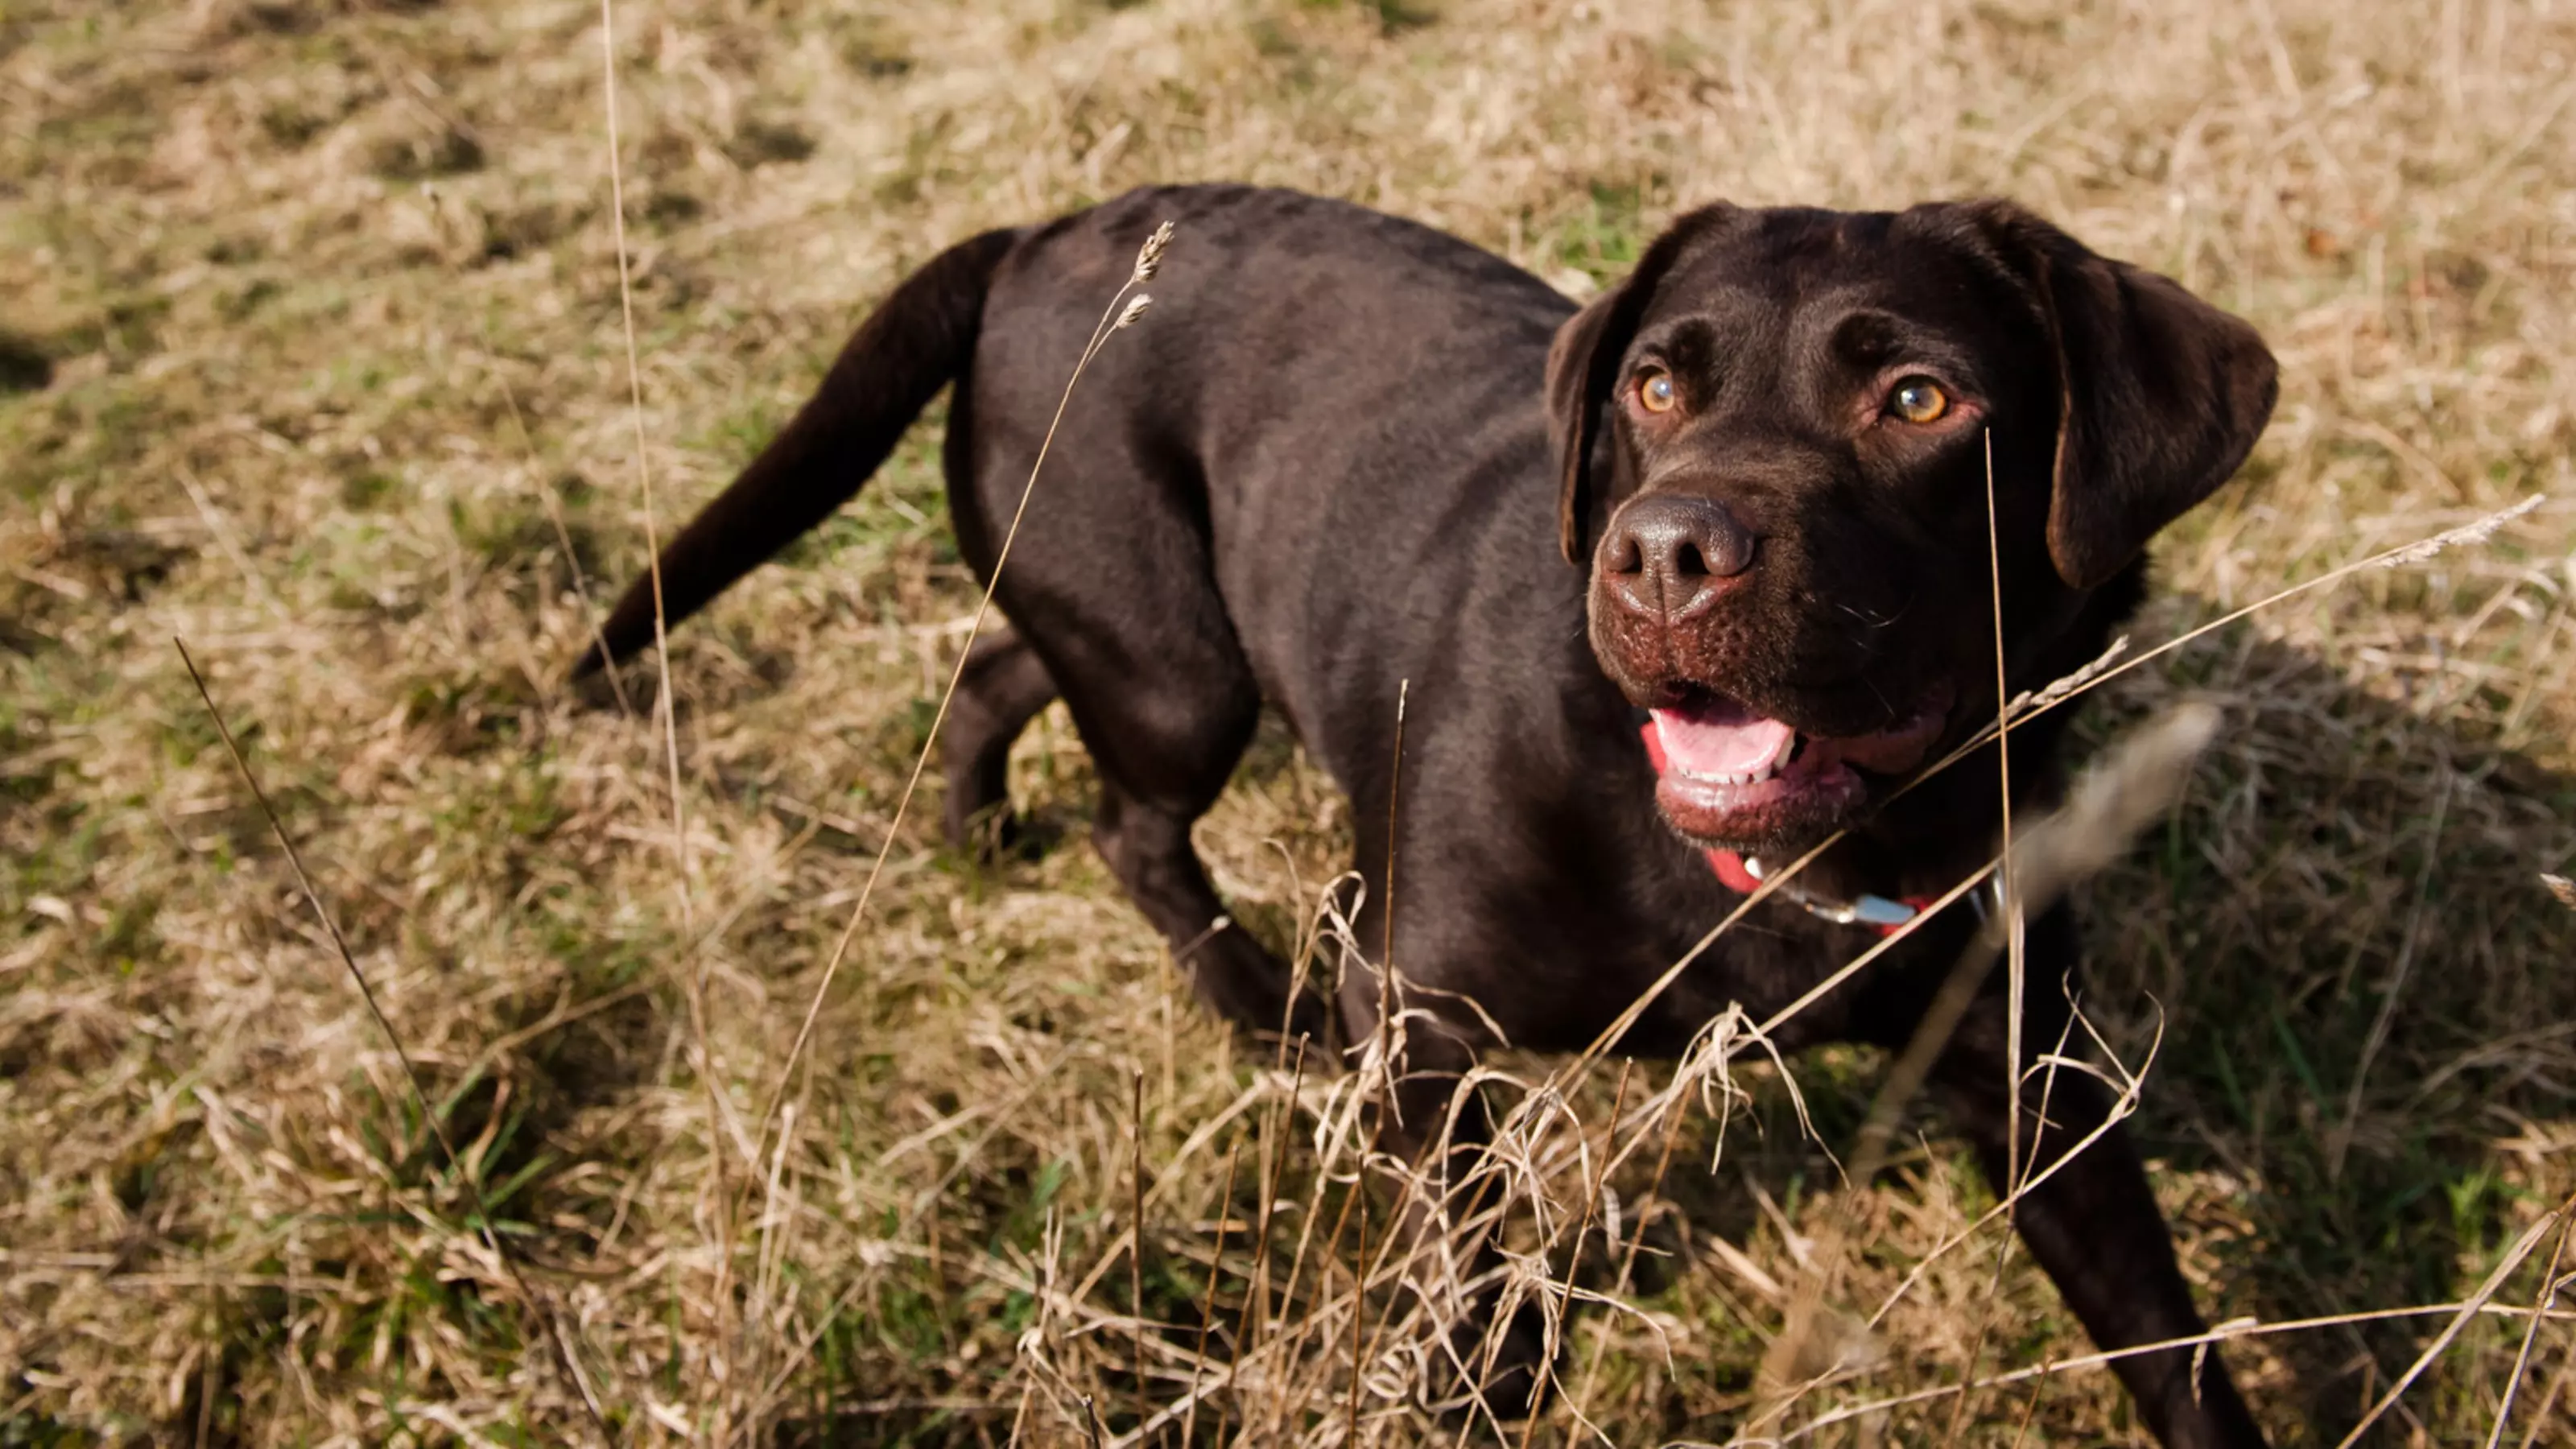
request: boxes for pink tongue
[1649,702,1797,776]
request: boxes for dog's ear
[1957,201,2279,590]
[1546,205,1733,566]
[1545,284,1641,566]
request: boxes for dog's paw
[964,807,1060,865]
[1430,1298,1555,1424]
[1183,927,1338,1053]
[564,650,635,713]
[1228,985,1335,1062]
[1276,989,1335,1053]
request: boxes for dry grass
[3,0,2574,1443]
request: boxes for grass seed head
[1133,219,1174,283]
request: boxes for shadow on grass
[1656,620,2572,1444]
[2069,626,2574,1442]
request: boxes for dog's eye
[1889,378,1951,424]
[1636,369,1678,415]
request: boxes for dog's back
[956,185,1586,790]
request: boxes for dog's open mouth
[1642,687,1951,846]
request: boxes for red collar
[1704,846,1765,895]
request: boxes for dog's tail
[575,225,1022,678]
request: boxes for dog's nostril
[1604,498,1752,600]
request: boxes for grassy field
[4,0,2574,1443]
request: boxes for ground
[2,0,2573,1444]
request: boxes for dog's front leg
[1926,914,2269,1449]
[1335,973,1554,1423]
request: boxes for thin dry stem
[2487,1197,2576,1449]
[593,4,745,1427]
[175,639,613,1440]
[753,221,1176,1151]
[1780,1296,2576,1446]
[1984,427,2029,1212]
[2334,1206,2570,1449]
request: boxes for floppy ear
[1963,202,2280,590]
[1546,285,1639,566]
[1546,206,1732,565]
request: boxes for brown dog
[582,185,2277,1446]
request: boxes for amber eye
[1889,377,1951,424]
[1637,369,1678,414]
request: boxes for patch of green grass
[1546,182,1653,283]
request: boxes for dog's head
[1551,200,2276,855]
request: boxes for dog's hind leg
[1091,778,1326,1041]
[978,514,1329,1043]
[1075,656,1331,1042]
[940,627,1059,857]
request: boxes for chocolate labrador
[580,185,2277,1447]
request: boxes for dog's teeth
[1773,731,1799,771]
[1686,766,1796,786]
[1683,766,1790,786]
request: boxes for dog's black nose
[1600,495,1754,621]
